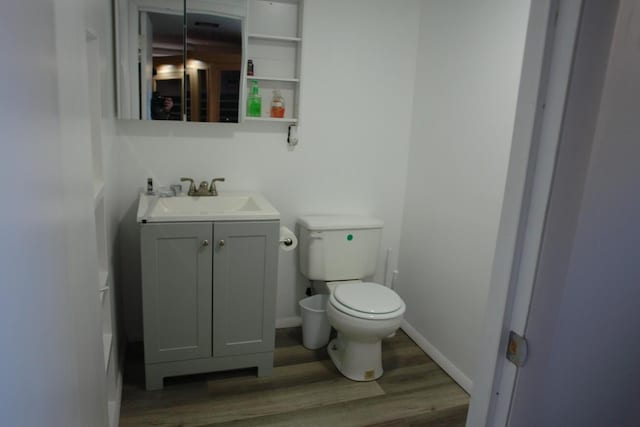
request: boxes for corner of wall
[401,320,472,393]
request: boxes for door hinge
[506,330,528,367]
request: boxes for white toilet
[298,215,406,381]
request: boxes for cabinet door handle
[218,239,225,247]
[202,240,209,247]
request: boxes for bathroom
[3,0,638,426]
[119,0,525,403]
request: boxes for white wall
[0,0,118,425]
[508,0,640,424]
[396,0,530,388]
[116,0,421,341]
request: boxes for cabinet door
[213,221,279,357]
[141,223,212,363]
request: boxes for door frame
[466,1,586,425]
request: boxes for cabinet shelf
[103,332,113,370]
[245,116,297,123]
[246,76,299,83]
[248,33,301,42]
[244,0,303,127]
[93,180,104,207]
[98,270,109,303]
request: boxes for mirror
[116,0,246,123]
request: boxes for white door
[508,0,639,425]
[466,1,583,425]
[467,1,627,426]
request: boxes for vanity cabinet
[140,220,279,390]
[141,223,212,364]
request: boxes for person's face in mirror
[163,97,174,112]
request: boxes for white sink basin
[137,191,280,222]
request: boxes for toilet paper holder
[279,226,298,252]
[279,237,294,246]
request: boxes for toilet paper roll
[279,226,298,252]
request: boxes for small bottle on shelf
[270,90,285,118]
[247,59,254,76]
[247,80,262,117]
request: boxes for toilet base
[327,335,383,381]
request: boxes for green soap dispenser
[247,80,262,117]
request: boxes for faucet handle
[180,177,196,195]
[209,177,225,196]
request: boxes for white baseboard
[275,316,302,328]
[401,319,472,393]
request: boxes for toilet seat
[329,282,405,320]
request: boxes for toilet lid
[333,282,403,314]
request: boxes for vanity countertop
[136,191,280,223]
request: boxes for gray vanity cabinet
[140,220,279,390]
[141,223,212,363]
[213,222,278,357]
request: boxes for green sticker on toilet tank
[347,234,353,241]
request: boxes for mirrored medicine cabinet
[115,0,303,125]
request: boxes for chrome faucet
[180,177,225,196]
[180,177,196,195]
[209,177,225,196]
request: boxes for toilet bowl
[297,215,406,381]
[325,281,405,381]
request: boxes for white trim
[401,320,472,394]
[275,316,302,328]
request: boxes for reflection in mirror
[145,12,242,122]
[116,0,246,122]
[185,12,242,122]
[146,12,184,120]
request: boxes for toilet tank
[298,215,383,281]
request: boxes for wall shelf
[245,116,297,123]
[100,269,113,372]
[248,33,301,42]
[93,180,104,206]
[102,332,113,370]
[98,270,109,304]
[246,76,300,83]
[244,0,303,126]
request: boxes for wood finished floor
[119,328,469,427]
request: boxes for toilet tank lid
[298,215,384,231]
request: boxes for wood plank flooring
[119,328,469,427]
